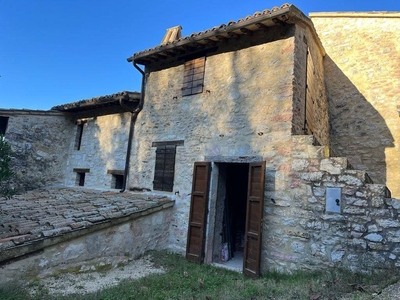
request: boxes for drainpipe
[120,62,145,192]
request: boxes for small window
[182,57,205,97]
[0,117,9,135]
[76,172,85,186]
[153,145,177,192]
[74,120,87,150]
[112,174,124,189]
[73,168,90,186]
[108,169,125,189]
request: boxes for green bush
[0,135,15,198]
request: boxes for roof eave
[127,4,325,64]
[51,91,141,112]
[127,6,292,64]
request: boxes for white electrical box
[326,187,342,213]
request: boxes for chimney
[161,26,182,45]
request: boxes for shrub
[0,135,15,198]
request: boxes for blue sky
[1,0,399,110]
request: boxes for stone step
[365,183,392,198]
[291,135,317,146]
[291,135,393,198]
[320,157,351,175]
[292,135,328,160]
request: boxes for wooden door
[186,162,211,263]
[243,161,265,278]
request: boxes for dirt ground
[28,255,165,296]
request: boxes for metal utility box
[326,187,342,213]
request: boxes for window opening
[182,57,206,97]
[112,174,124,189]
[73,168,89,187]
[74,119,87,150]
[76,172,85,186]
[0,117,9,135]
[153,144,176,192]
[107,170,124,189]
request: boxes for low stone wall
[263,135,400,273]
[0,206,173,282]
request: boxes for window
[153,145,176,192]
[182,57,206,97]
[152,140,184,192]
[107,170,124,189]
[0,117,9,135]
[76,172,85,186]
[112,174,124,189]
[74,119,87,150]
[73,168,90,186]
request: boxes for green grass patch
[1,251,399,300]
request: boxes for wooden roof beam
[183,45,196,51]
[255,23,269,31]
[272,17,288,26]
[215,35,228,42]
[171,48,186,55]
[203,38,217,46]
[240,28,253,36]
[227,32,240,39]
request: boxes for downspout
[120,61,145,192]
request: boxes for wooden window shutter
[305,48,316,135]
[182,57,205,96]
[153,145,176,192]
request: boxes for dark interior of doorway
[214,163,248,270]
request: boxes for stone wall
[292,26,329,146]
[129,24,328,255]
[0,206,172,282]
[263,135,400,273]
[310,13,400,197]
[64,112,130,189]
[0,110,72,192]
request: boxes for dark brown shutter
[182,57,205,96]
[153,145,176,192]
[243,161,265,278]
[305,48,315,135]
[163,145,176,191]
[186,162,211,263]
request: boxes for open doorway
[212,163,249,270]
[186,161,265,277]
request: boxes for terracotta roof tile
[128,3,313,64]
[0,187,174,262]
[51,91,140,112]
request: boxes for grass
[1,251,399,300]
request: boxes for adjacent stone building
[0,91,140,192]
[310,12,400,198]
[1,4,399,276]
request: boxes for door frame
[186,160,265,277]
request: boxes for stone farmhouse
[0,4,399,278]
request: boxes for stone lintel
[73,168,90,173]
[204,155,264,163]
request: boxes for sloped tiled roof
[0,187,174,262]
[127,3,324,65]
[51,91,140,112]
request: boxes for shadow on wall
[324,55,394,186]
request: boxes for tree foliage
[0,135,15,198]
